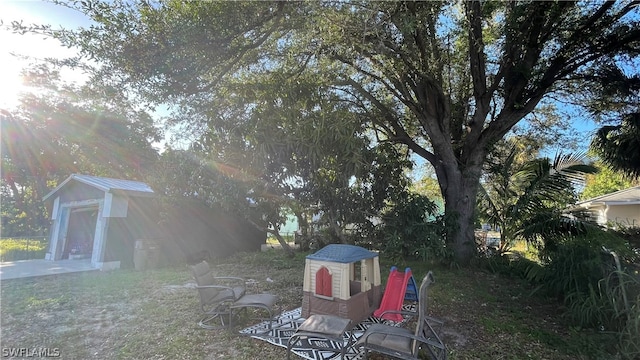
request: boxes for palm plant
[591,113,640,179]
[585,63,640,180]
[478,146,598,254]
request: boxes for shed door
[54,208,71,260]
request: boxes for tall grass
[0,237,48,262]
[482,230,640,360]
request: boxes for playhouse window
[350,261,362,296]
[352,261,361,281]
[315,266,332,298]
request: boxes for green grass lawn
[0,250,619,359]
[0,237,48,261]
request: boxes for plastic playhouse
[301,244,382,324]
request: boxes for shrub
[530,230,639,359]
[482,228,640,359]
[536,231,632,298]
[480,254,541,280]
[565,270,640,360]
[369,194,449,262]
[611,226,640,262]
[618,298,640,360]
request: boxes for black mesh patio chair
[190,260,278,330]
[355,271,447,360]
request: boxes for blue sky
[0,0,91,28]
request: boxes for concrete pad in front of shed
[0,259,98,280]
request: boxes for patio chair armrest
[212,276,246,284]
[195,284,237,292]
[379,309,417,318]
[211,276,247,288]
[213,276,245,281]
[426,315,443,323]
[378,309,418,325]
[426,315,444,328]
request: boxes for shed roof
[306,244,378,263]
[43,174,155,201]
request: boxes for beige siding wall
[606,204,640,227]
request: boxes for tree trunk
[327,209,346,243]
[270,229,295,258]
[247,218,295,257]
[294,210,310,251]
[295,211,309,238]
[438,163,483,265]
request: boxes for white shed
[42,174,156,270]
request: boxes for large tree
[27,0,640,264]
[581,161,640,200]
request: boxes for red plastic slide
[373,267,413,322]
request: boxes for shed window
[315,266,332,297]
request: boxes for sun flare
[0,1,82,109]
[0,57,28,109]
[0,2,33,109]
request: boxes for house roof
[575,186,640,208]
[43,174,155,201]
[306,244,378,263]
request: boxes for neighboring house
[572,186,640,228]
[43,174,266,270]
